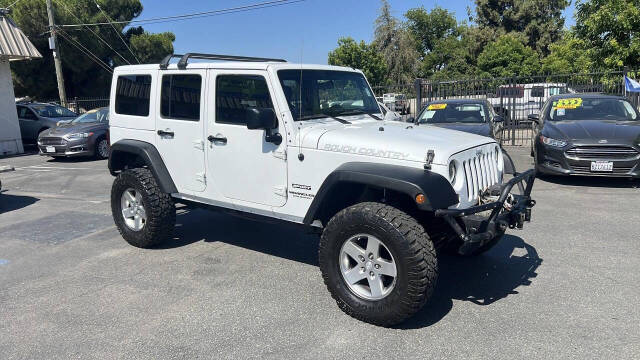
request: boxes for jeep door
[155,70,207,193]
[206,70,287,207]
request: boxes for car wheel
[111,168,175,248]
[96,138,110,159]
[319,202,438,326]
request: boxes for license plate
[46,146,55,153]
[590,161,613,172]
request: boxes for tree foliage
[542,31,594,74]
[1,0,174,99]
[327,37,387,86]
[477,33,541,77]
[575,0,640,68]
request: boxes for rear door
[155,70,207,193]
[17,106,39,141]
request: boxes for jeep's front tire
[319,202,438,326]
[111,168,175,248]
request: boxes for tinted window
[30,104,76,118]
[531,86,544,98]
[418,102,488,124]
[115,75,151,116]
[497,86,524,98]
[216,75,273,125]
[17,106,37,120]
[160,74,202,121]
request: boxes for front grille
[571,165,633,175]
[462,150,500,202]
[565,146,639,160]
[39,137,66,146]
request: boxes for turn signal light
[415,194,426,204]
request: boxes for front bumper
[38,138,93,157]
[536,143,640,178]
[435,169,536,255]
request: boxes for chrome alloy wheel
[339,234,397,300]
[121,188,146,231]
[98,139,110,158]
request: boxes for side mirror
[406,117,415,123]
[527,113,540,124]
[493,115,504,123]
[246,108,277,130]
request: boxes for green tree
[327,37,387,86]
[405,6,459,56]
[2,0,174,99]
[542,31,594,73]
[575,0,640,68]
[474,0,569,55]
[477,33,541,77]
[373,0,418,84]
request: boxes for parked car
[107,53,535,327]
[377,101,401,121]
[382,93,409,114]
[16,102,77,143]
[530,94,640,177]
[487,83,572,121]
[37,107,110,159]
[411,99,504,141]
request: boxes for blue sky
[140,0,577,64]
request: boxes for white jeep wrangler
[108,53,536,326]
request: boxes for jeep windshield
[277,70,380,121]
[418,103,488,124]
[546,97,639,121]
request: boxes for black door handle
[207,135,227,144]
[157,129,174,137]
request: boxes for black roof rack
[159,53,287,70]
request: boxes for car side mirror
[246,108,277,130]
[493,115,504,123]
[527,113,540,124]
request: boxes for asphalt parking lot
[0,147,638,359]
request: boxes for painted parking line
[16,165,94,171]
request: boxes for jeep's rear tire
[111,168,175,248]
[319,202,438,326]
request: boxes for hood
[41,122,107,137]
[428,122,492,137]
[298,116,495,165]
[545,120,640,144]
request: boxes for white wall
[0,57,23,155]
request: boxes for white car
[487,82,572,121]
[107,53,536,326]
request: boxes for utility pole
[45,0,67,106]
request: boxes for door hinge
[274,185,287,197]
[273,148,287,161]
[193,140,205,151]
[196,172,206,184]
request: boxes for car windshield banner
[625,75,640,92]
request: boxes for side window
[17,106,37,120]
[160,74,202,121]
[115,75,151,116]
[531,86,544,98]
[216,75,273,125]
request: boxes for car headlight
[63,132,93,140]
[540,135,567,148]
[448,161,457,184]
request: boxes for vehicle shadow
[398,234,542,329]
[0,193,39,213]
[161,209,542,329]
[538,174,640,188]
[46,157,106,164]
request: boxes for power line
[59,0,306,28]
[93,0,140,64]
[57,29,113,74]
[54,0,131,65]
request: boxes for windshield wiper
[298,113,350,124]
[332,110,382,120]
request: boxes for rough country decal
[324,144,410,160]
[292,184,312,190]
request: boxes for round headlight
[449,161,457,184]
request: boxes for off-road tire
[319,202,438,327]
[111,168,175,248]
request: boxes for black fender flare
[108,139,177,194]
[303,162,459,224]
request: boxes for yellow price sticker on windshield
[428,104,447,110]
[553,98,583,110]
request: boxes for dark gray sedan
[17,102,78,143]
[411,99,504,141]
[38,107,110,159]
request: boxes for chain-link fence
[415,68,640,146]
